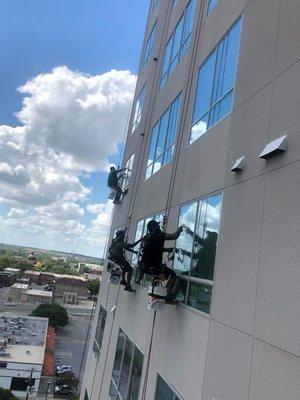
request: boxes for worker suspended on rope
[139,220,183,304]
[107,166,128,204]
[108,229,141,292]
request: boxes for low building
[24,270,89,299]
[0,271,17,287]
[0,314,48,398]
[9,284,53,304]
[24,270,40,284]
[9,283,29,301]
[0,268,21,287]
[25,289,52,304]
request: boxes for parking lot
[55,303,95,386]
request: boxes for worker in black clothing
[140,220,183,304]
[107,166,127,204]
[108,229,141,292]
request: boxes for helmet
[147,219,160,232]
[115,229,125,238]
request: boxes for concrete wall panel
[249,339,300,400]
[201,321,252,400]
[234,0,280,106]
[212,175,265,334]
[255,162,300,356]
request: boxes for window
[93,306,107,355]
[142,22,157,69]
[190,17,242,144]
[122,153,135,191]
[207,0,218,15]
[10,377,35,392]
[174,192,222,313]
[131,85,146,133]
[160,0,196,87]
[150,0,158,15]
[155,374,182,400]
[146,94,181,179]
[109,330,144,400]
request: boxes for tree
[0,255,13,270]
[89,279,100,296]
[0,388,20,400]
[31,303,69,330]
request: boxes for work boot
[119,279,127,286]
[124,285,135,293]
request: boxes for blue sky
[0,0,149,256]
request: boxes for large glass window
[160,0,196,87]
[93,306,107,355]
[155,374,182,400]
[122,153,135,191]
[146,94,181,179]
[174,193,222,313]
[190,17,242,144]
[142,22,157,69]
[109,330,144,400]
[207,0,218,15]
[131,85,146,133]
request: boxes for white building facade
[81,0,300,399]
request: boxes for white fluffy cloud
[0,66,136,256]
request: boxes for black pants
[114,256,133,273]
[109,184,122,202]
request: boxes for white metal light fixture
[230,156,245,172]
[259,135,288,159]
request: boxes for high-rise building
[81,1,300,399]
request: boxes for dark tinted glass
[155,375,174,400]
[118,338,134,398]
[128,348,143,400]
[187,282,212,313]
[111,331,126,385]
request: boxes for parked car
[5,302,15,306]
[54,384,75,396]
[56,365,73,375]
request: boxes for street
[55,309,94,379]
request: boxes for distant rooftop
[0,314,48,364]
[27,289,52,298]
[11,283,29,290]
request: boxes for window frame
[150,0,158,15]
[142,21,157,69]
[154,373,183,400]
[122,153,135,191]
[109,329,144,400]
[160,0,196,87]
[93,305,107,356]
[207,0,218,16]
[145,93,181,180]
[131,84,146,134]
[174,191,223,314]
[189,16,242,144]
